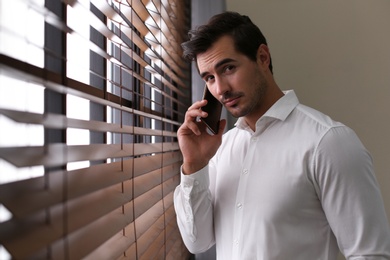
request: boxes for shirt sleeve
[312,126,390,259]
[173,164,215,253]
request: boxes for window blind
[0,0,192,259]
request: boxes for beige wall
[226,0,390,257]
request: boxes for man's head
[181,11,273,74]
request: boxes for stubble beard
[227,76,268,119]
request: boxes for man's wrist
[182,161,208,175]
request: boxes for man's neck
[245,86,284,131]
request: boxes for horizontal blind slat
[0,153,180,217]
[0,142,179,167]
[62,207,134,260]
[83,228,136,260]
[131,0,187,74]
[133,151,182,178]
[0,108,178,137]
[0,214,63,259]
[113,0,187,78]
[134,185,162,219]
[0,56,187,122]
[139,229,165,260]
[1,194,135,259]
[0,161,128,214]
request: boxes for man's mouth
[223,96,241,107]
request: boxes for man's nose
[214,77,229,96]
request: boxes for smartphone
[200,84,223,134]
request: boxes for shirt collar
[235,90,299,130]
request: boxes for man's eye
[224,65,234,72]
[205,75,214,82]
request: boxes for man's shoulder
[292,103,345,130]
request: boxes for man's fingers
[185,120,202,136]
[185,101,208,123]
[187,99,207,111]
[179,100,210,136]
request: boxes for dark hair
[181,11,273,73]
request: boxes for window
[0,0,192,259]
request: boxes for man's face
[197,35,269,120]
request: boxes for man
[174,11,390,259]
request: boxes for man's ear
[257,44,270,69]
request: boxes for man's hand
[178,99,226,175]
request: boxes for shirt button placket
[232,138,254,258]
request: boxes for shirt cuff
[180,164,209,194]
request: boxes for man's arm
[312,126,390,258]
[174,99,225,253]
[174,165,215,253]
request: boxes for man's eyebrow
[199,58,236,79]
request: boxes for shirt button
[237,203,243,209]
[234,239,239,245]
[194,180,199,186]
[243,169,248,175]
[251,137,257,142]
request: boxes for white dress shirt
[174,90,390,260]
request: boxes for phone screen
[200,85,223,134]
